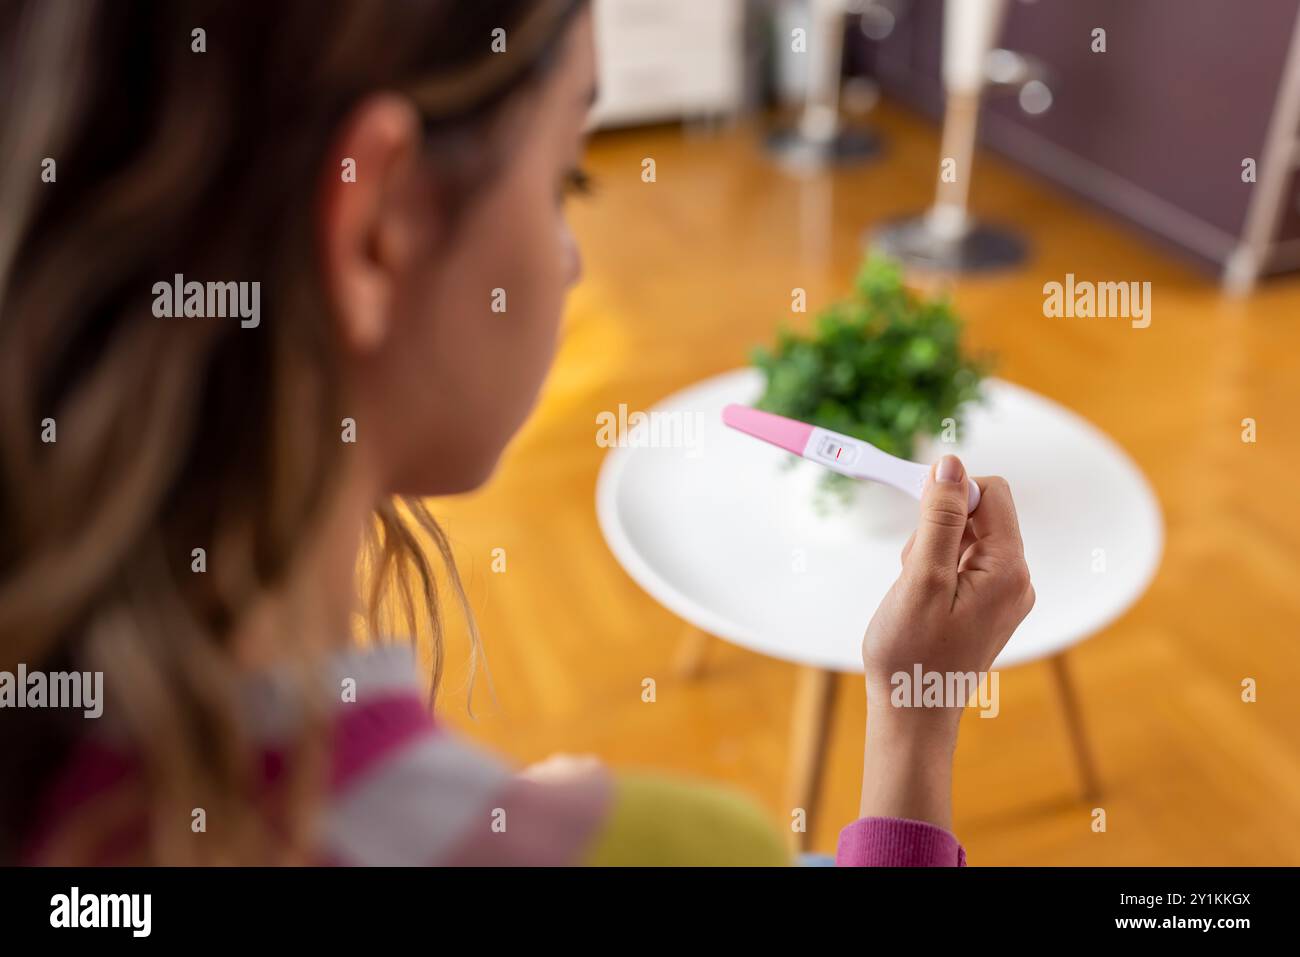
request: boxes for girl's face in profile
[329,7,597,498]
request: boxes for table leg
[786,666,838,852]
[673,626,712,680]
[1048,652,1102,802]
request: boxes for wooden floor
[425,101,1300,864]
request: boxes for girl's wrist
[866,697,962,753]
[859,726,956,829]
[860,699,960,829]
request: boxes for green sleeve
[582,772,791,866]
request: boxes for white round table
[596,369,1163,839]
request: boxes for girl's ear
[318,93,425,355]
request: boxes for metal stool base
[870,216,1028,273]
[765,126,883,171]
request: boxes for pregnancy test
[721,404,980,512]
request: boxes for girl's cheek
[559,219,582,287]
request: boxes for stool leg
[1048,652,1102,802]
[673,626,712,680]
[787,666,838,852]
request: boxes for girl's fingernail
[936,455,964,483]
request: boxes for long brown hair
[0,0,586,863]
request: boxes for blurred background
[428,0,1300,863]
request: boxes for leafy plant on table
[750,256,990,509]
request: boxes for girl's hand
[858,455,1034,828]
[518,753,603,783]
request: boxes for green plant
[751,256,990,505]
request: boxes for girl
[0,0,1033,865]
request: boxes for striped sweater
[22,645,966,866]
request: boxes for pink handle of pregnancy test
[721,404,813,456]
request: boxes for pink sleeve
[835,817,967,867]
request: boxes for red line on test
[836,447,842,460]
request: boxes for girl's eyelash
[563,167,594,198]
